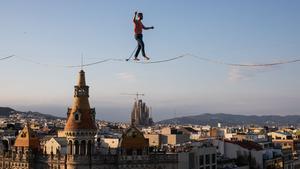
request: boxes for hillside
[0,107,15,117]
[0,107,62,120]
[158,113,300,126]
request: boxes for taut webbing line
[0,55,14,61]
[15,55,111,68]
[3,54,300,68]
[189,54,300,67]
[117,54,300,66]
[134,54,189,64]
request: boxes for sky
[0,1,300,122]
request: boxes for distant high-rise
[131,99,154,126]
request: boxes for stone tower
[64,70,97,168]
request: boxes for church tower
[131,99,153,126]
[64,70,97,168]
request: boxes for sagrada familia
[0,70,178,169]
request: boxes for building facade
[0,70,178,169]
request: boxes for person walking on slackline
[133,11,154,61]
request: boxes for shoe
[134,57,140,61]
[143,56,150,60]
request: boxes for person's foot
[143,56,150,60]
[134,57,140,61]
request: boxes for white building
[44,137,67,155]
[213,139,283,169]
[99,137,119,154]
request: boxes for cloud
[228,67,248,81]
[228,65,279,81]
[116,72,136,81]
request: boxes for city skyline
[1,1,300,122]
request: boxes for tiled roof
[226,140,263,151]
[14,123,40,150]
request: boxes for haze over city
[1,0,300,122]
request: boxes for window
[205,154,210,164]
[75,114,79,120]
[74,111,81,121]
[78,89,85,96]
[212,165,216,169]
[199,155,204,166]
[206,166,210,169]
[212,154,216,163]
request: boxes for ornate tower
[64,70,97,167]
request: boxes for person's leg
[140,35,149,60]
[140,35,146,56]
[134,35,142,60]
[134,45,141,60]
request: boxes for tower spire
[64,70,97,161]
[78,69,87,87]
[65,69,96,131]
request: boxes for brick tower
[64,70,97,169]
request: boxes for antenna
[81,53,84,70]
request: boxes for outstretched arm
[133,11,137,23]
[142,24,154,30]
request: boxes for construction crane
[120,92,145,101]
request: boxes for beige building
[144,133,160,147]
[44,137,67,155]
[57,130,66,137]
[160,127,190,145]
[101,138,119,149]
[269,132,293,141]
[269,131,300,152]
[99,137,119,154]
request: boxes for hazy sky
[0,1,300,122]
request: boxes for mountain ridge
[0,106,63,120]
[158,113,300,126]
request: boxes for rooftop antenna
[80,53,85,70]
